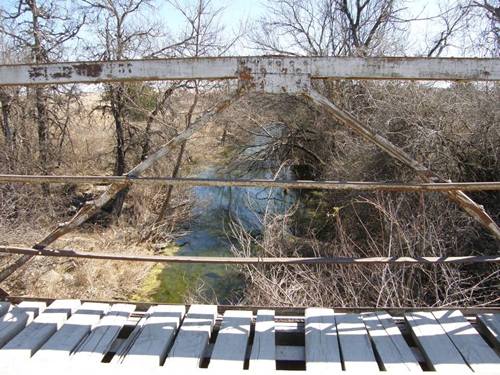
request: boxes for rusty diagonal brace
[1,58,498,285]
[239,58,500,241]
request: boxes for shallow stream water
[143,126,296,303]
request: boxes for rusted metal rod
[0,245,498,265]
[1,174,499,192]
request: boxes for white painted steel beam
[0,56,498,86]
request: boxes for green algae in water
[134,128,296,304]
[132,264,199,303]
[133,263,244,303]
[132,246,244,304]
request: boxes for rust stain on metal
[51,66,73,79]
[238,64,253,81]
[28,67,48,80]
[72,63,103,78]
[117,62,133,74]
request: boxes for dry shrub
[1,225,155,300]
[226,81,499,308]
[231,196,499,307]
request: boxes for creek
[140,125,297,303]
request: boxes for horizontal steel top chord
[0,56,498,86]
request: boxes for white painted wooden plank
[0,301,46,348]
[110,314,147,364]
[209,310,252,370]
[72,303,135,362]
[0,57,498,86]
[304,307,341,371]
[0,302,10,317]
[405,312,471,372]
[119,304,185,367]
[164,304,217,368]
[362,312,422,372]
[0,299,80,359]
[33,302,109,361]
[335,313,379,372]
[477,313,500,350]
[249,309,275,371]
[376,312,423,371]
[433,310,500,373]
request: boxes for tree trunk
[0,91,14,171]
[155,141,186,222]
[110,84,127,217]
[0,92,13,145]
[35,87,50,194]
[35,87,49,169]
[30,0,50,193]
[140,87,174,162]
[155,84,199,223]
[155,3,203,226]
[111,87,126,176]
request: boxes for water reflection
[157,125,297,303]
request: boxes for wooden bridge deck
[0,300,498,374]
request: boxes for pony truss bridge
[0,56,499,374]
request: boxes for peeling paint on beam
[239,56,500,81]
[0,56,498,86]
[0,59,227,86]
[2,58,239,86]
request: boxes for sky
[159,0,441,29]
[156,0,455,56]
[0,0,487,58]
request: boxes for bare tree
[0,34,15,150]
[250,0,404,56]
[418,0,500,57]
[81,0,158,216]
[0,0,84,180]
[422,1,474,57]
[154,0,240,225]
[0,89,14,146]
[471,0,500,55]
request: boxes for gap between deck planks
[477,313,500,351]
[164,304,217,369]
[433,310,500,373]
[72,303,136,362]
[118,304,185,367]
